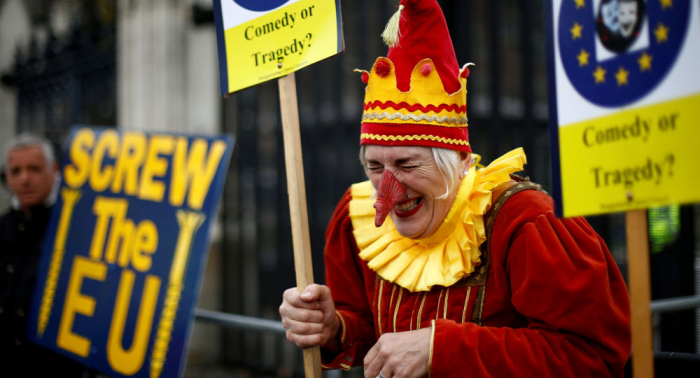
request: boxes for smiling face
[618,1,638,38]
[364,145,467,239]
[5,145,57,213]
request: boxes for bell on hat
[356,0,473,153]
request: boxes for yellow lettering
[90,130,119,192]
[132,220,158,272]
[107,270,161,375]
[105,201,135,267]
[64,129,95,189]
[169,139,226,210]
[139,135,174,202]
[90,197,119,261]
[112,132,147,196]
[90,197,158,271]
[57,256,107,357]
[116,222,136,267]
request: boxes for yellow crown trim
[364,58,468,101]
[360,133,471,146]
[360,58,472,129]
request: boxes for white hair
[359,146,467,199]
[3,132,56,168]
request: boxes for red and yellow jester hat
[357,0,472,152]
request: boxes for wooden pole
[278,73,323,378]
[626,209,654,378]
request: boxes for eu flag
[558,0,690,107]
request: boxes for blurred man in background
[0,133,86,376]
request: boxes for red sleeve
[321,188,378,370]
[431,190,631,377]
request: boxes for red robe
[321,185,631,377]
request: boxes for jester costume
[320,1,631,376]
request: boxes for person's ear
[50,162,59,176]
[460,152,472,172]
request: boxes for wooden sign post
[212,2,344,376]
[545,3,700,377]
[278,73,322,378]
[626,210,654,378]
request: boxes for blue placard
[27,127,234,378]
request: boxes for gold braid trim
[429,320,436,378]
[335,311,347,343]
[362,111,468,125]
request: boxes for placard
[28,127,233,378]
[545,0,699,217]
[213,0,344,95]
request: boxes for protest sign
[546,0,699,218]
[28,127,233,378]
[213,2,345,376]
[213,0,343,95]
[545,3,700,377]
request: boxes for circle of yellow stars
[569,0,672,86]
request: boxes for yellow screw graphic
[38,188,81,337]
[150,210,205,378]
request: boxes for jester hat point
[357,0,473,153]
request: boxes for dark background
[3,0,696,376]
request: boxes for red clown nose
[373,170,407,227]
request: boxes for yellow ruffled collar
[349,148,527,292]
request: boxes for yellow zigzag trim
[361,133,470,146]
[362,111,468,126]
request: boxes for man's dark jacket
[0,205,85,377]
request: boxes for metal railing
[195,295,700,333]
[651,296,700,314]
[195,308,285,334]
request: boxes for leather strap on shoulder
[470,176,546,325]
